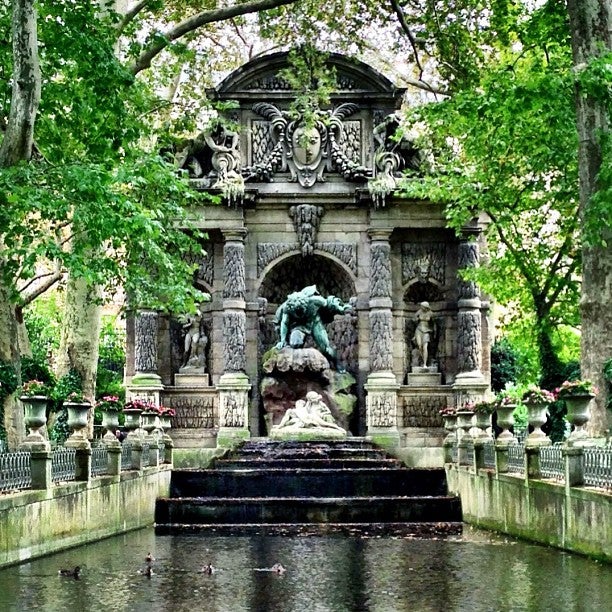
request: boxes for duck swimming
[270,563,286,574]
[138,565,154,578]
[201,563,215,575]
[58,566,81,578]
[145,552,155,563]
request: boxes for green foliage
[490,338,520,392]
[0,360,18,443]
[96,317,126,424]
[23,294,63,365]
[49,369,82,444]
[21,356,55,390]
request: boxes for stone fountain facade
[125,52,492,463]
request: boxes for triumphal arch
[126,52,491,465]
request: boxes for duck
[270,563,286,575]
[138,565,154,578]
[201,563,215,575]
[58,566,81,578]
[145,552,155,563]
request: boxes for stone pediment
[213,52,401,100]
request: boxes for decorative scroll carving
[223,243,245,299]
[458,241,480,299]
[369,243,392,299]
[165,396,216,429]
[402,395,447,427]
[457,311,482,373]
[221,392,247,428]
[369,311,393,371]
[369,393,395,427]
[134,311,158,373]
[244,103,370,187]
[223,312,246,372]
[402,243,446,286]
[257,243,295,276]
[289,205,324,256]
[317,243,357,275]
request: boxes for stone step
[214,458,403,470]
[155,495,463,525]
[170,468,449,498]
[154,522,463,537]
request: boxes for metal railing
[52,447,77,483]
[540,444,564,481]
[483,441,496,469]
[91,446,108,477]
[0,451,32,493]
[507,443,525,474]
[121,443,132,470]
[584,446,612,490]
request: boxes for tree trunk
[566,0,612,437]
[56,275,102,437]
[0,0,41,167]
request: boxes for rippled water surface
[0,528,610,611]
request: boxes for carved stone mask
[292,126,321,166]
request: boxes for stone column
[563,446,585,488]
[495,441,511,474]
[130,310,163,404]
[30,449,52,489]
[365,229,400,448]
[217,229,251,447]
[453,235,487,403]
[105,440,122,477]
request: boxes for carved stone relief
[165,396,216,429]
[340,121,362,162]
[257,243,295,276]
[134,311,158,373]
[221,392,247,428]
[244,103,370,187]
[369,393,396,427]
[223,312,246,372]
[223,243,246,300]
[317,243,357,276]
[369,311,393,372]
[457,311,482,373]
[252,121,275,164]
[369,243,392,299]
[402,395,447,428]
[289,204,324,256]
[402,243,446,286]
[458,241,480,300]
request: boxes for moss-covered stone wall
[447,466,612,562]
[0,466,171,569]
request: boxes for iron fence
[483,441,496,469]
[121,443,132,470]
[584,446,612,490]
[507,443,525,474]
[540,444,564,481]
[52,447,76,483]
[0,451,32,493]
[91,446,109,477]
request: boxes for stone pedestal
[64,439,92,481]
[563,446,585,487]
[525,446,543,479]
[217,372,251,447]
[175,372,210,387]
[495,441,511,474]
[105,442,122,476]
[365,371,400,448]
[30,449,52,489]
[407,367,442,387]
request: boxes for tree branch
[389,0,425,80]
[130,0,297,75]
[20,270,64,306]
[116,0,153,35]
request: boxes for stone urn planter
[496,405,516,442]
[65,402,91,439]
[20,396,48,442]
[456,411,474,442]
[123,408,143,439]
[474,411,493,440]
[141,411,158,431]
[564,394,594,444]
[101,408,121,441]
[442,413,457,445]
[524,402,550,446]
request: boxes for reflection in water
[0,527,610,612]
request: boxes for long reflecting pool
[0,527,610,611]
